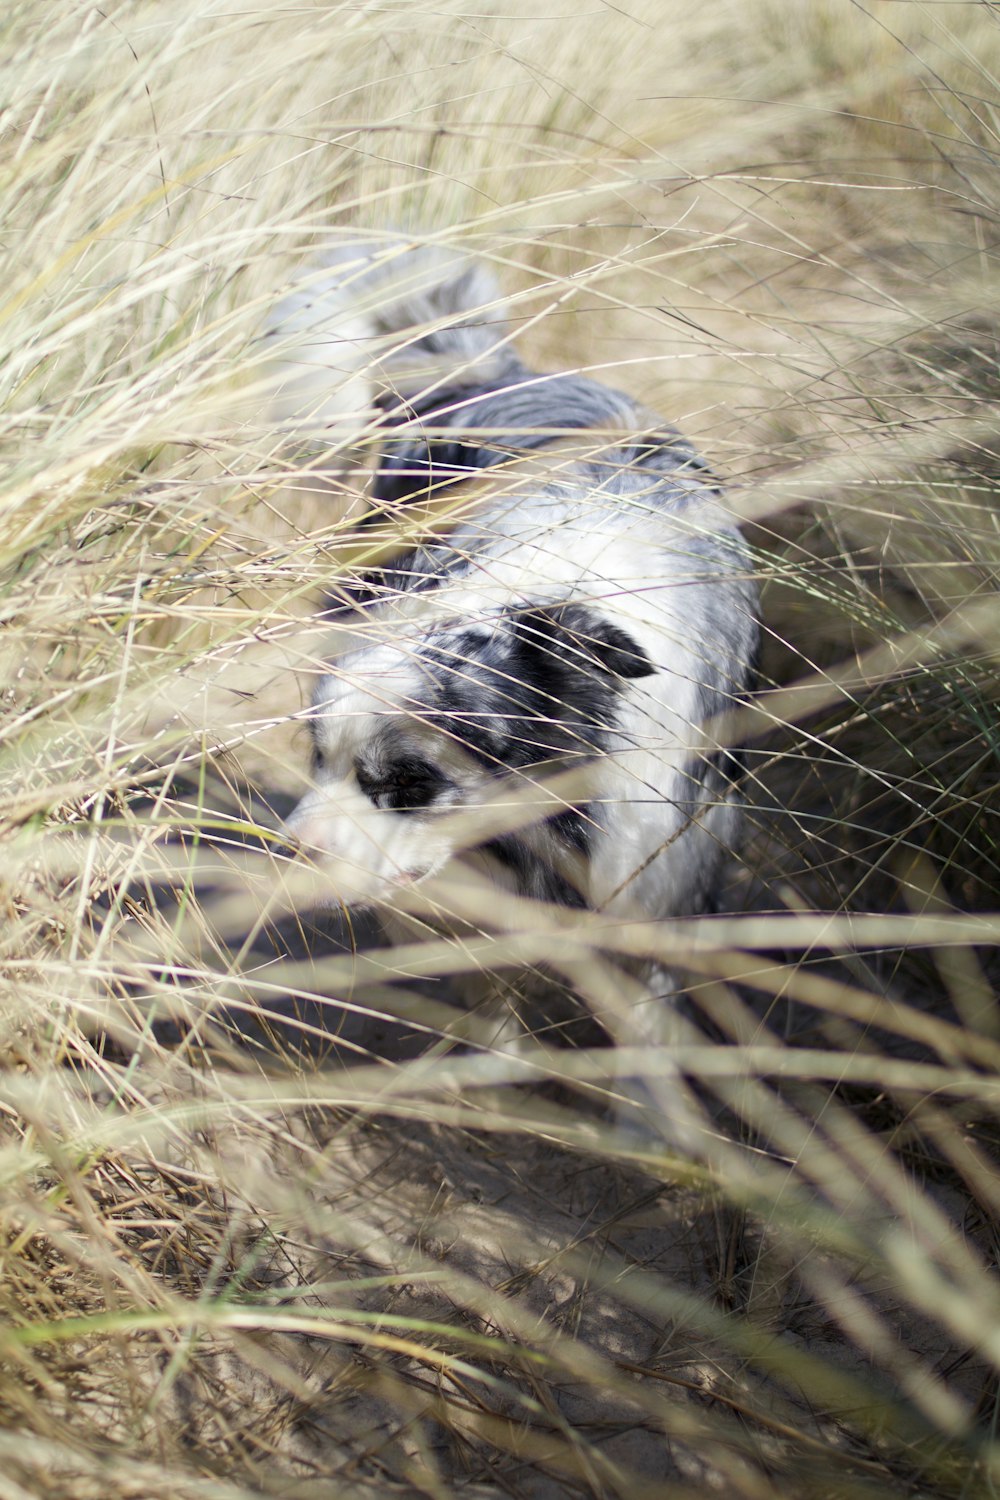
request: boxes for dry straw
[2,1,1000,1495]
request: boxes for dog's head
[286,602,654,906]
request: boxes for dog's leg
[564,955,710,1153]
[610,967,713,1153]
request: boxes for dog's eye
[355,758,450,813]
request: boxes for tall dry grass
[2,1,1000,1495]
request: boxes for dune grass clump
[2,1,1000,1495]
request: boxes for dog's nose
[284,801,329,854]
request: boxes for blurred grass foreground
[3,1,1000,1495]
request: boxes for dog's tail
[266,237,516,442]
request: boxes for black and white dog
[269,239,758,1038]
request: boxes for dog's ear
[509,603,655,680]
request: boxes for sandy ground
[43,827,979,1500]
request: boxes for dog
[268,238,759,1057]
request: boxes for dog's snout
[284,800,329,854]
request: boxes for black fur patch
[548,806,593,854]
[373,373,531,505]
[372,369,640,506]
[355,754,452,813]
[422,604,653,771]
[483,833,587,909]
[509,603,654,682]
